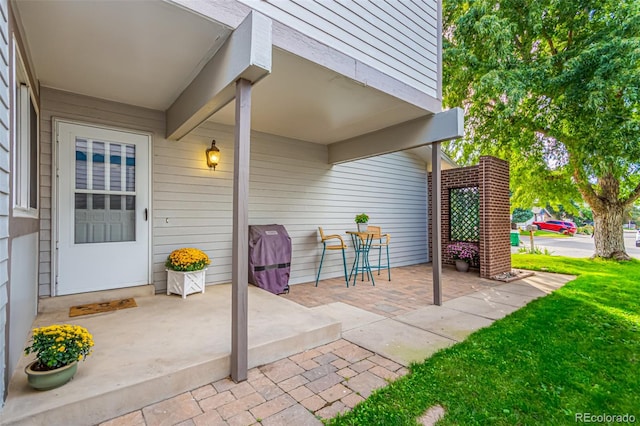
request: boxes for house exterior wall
[38,88,166,297]
[428,156,511,278]
[38,89,429,296]
[3,0,45,396]
[238,0,439,99]
[156,121,429,290]
[0,0,9,398]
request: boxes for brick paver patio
[284,263,497,318]
[100,339,407,426]
[101,264,494,425]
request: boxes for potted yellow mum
[165,247,211,298]
[23,324,94,390]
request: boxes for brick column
[478,156,511,278]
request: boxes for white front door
[56,121,150,295]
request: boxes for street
[511,231,640,259]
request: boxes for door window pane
[92,194,105,210]
[75,194,135,244]
[110,144,122,191]
[74,142,136,244]
[110,195,122,210]
[126,195,136,211]
[75,139,88,189]
[75,193,87,209]
[92,141,105,190]
[126,145,136,191]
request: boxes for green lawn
[328,256,640,425]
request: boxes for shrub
[577,225,594,235]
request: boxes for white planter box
[166,269,207,299]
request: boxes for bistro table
[346,231,375,286]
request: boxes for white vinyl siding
[0,0,9,399]
[239,0,439,98]
[154,121,428,288]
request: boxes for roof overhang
[14,0,457,155]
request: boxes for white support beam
[166,11,271,141]
[327,107,463,164]
[231,78,251,382]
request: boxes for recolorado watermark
[576,413,636,423]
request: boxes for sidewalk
[101,271,573,426]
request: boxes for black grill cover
[248,225,291,294]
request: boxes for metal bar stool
[315,227,349,287]
[367,225,391,280]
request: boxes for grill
[248,224,291,294]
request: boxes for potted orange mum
[165,248,211,298]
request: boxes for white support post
[431,141,442,305]
[231,78,251,382]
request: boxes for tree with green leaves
[512,207,534,223]
[443,0,640,259]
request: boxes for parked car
[532,220,577,235]
[636,230,640,247]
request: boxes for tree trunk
[592,204,630,260]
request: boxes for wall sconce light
[205,140,220,170]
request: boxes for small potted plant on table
[355,213,369,233]
[165,247,211,298]
[24,324,94,390]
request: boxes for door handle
[144,208,148,221]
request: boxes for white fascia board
[166,11,272,140]
[327,107,464,164]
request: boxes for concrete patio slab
[465,287,543,308]
[1,285,341,426]
[520,271,574,292]
[394,306,494,342]
[490,281,548,297]
[310,302,386,331]
[443,295,520,320]
[342,319,456,366]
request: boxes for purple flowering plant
[447,242,479,264]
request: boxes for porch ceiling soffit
[327,107,464,164]
[204,48,428,144]
[166,11,272,141]
[12,0,231,111]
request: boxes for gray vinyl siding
[0,0,9,398]
[38,89,428,295]
[38,88,165,297]
[239,0,439,98]
[154,121,428,288]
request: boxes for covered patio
[0,265,573,425]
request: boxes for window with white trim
[13,40,38,217]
